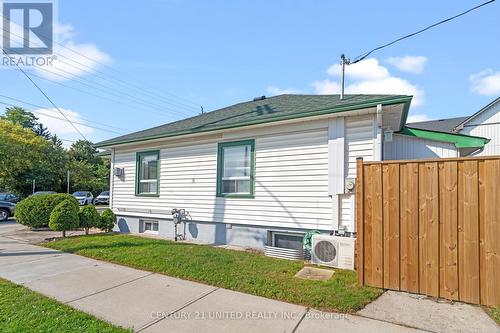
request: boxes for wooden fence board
[458,160,480,304]
[418,162,440,297]
[399,163,419,293]
[480,160,500,306]
[383,164,400,290]
[364,164,383,287]
[439,161,458,300]
[355,158,364,285]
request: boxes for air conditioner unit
[311,235,356,270]
[114,167,124,177]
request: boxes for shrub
[49,199,79,237]
[15,194,78,228]
[99,208,116,232]
[78,205,100,235]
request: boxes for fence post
[356,157,364,285]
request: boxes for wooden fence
[355,156,500,306]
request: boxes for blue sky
[1,0,499,145]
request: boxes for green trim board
[96,95,413,148]
[135,150,160,197]
[216,140,255,198]
[399,127,490,149]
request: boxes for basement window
[216,140,255,198]
[269,232,304,250]
[141,220,159,234]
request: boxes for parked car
[0,193,21,203]
[32,191,57,196]
[93,191,110,205]
[0,201,15,221]
[72,191,94,205]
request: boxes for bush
[99,208,116,232]
[15,194,78,228]
[49,199,79,237]
[78,205,100,235]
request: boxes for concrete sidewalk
[0,222,496,333]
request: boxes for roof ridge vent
[253,96,266,101]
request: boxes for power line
[0,20,202,112]
[0,100,124,135]
[351,0,495,64]
[0,93,128,133]
[1,48,88,140]
[2,43,196,118]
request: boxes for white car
[93,191,110,205]
[72,191,94,205]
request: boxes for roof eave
[399,127,490,149]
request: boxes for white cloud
[34,23,112,81]
[33,108,94,146]
[312,58,425,107]
[469,69,500,95]
[406,113,432,123]
[266,85,302,95]
[386,56,428,74]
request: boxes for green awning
[399,127,490,149]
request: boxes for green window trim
[399,127,490,149]
[135,150,160,197]
[216,140,255,199]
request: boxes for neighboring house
[455,97,500,156]
[95,94,490,250]
[384,98,500,160]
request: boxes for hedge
[99,208,116,232]
[49,199,80,237]
[78,205,100,234]
[14,194,78,228]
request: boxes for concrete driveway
[0,222,496,333]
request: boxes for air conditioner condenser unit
[311,234,356,270]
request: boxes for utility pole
[32,179,35,194]
[67,170,70,194]
[340,54,350,100]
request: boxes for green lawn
[0,278,130,333]
[485,306,500,325]
[44,234,381,312]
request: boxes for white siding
[459,100,500,156]
[384,134,458,160]
[345,115,375,178]
[112,125,332,230]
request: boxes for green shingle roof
[95,94,412,147]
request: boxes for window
[216,140,255,198]
[269,232,304,250]
[135,151,159,196]
[141,220,159,234]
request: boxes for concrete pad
[294,266,334,281]
[0,252,97,283]
[143,288,307,333]
[358,291,499,333]
[296,310,425,333]
[25,263,151,303]
[68,273,217,330]
[0,221,26,235]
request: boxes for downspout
[109,148,115,210]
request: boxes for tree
[78,205,100,235]
[0,119,49,195]
[34,122,51,139]
[49,199,79,237]
[99,208,116,232]
[2,106,38,129]
[68,140,101,165]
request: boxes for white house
[95,94,489,251]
